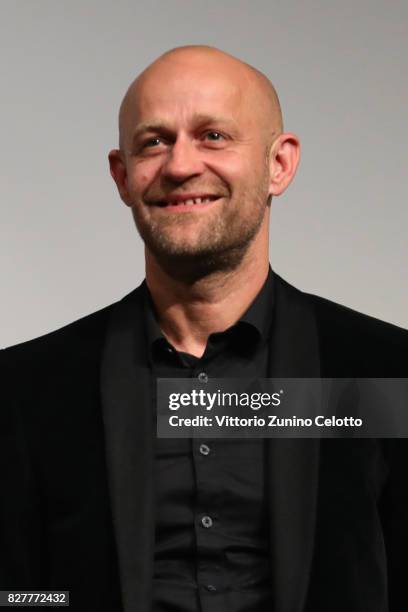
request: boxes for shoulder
[2,303,112,366]
[305,288,408,375]
[273,272,407,375]
[0,287,141,373]
[307,289,408,344]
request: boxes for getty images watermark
[166,387,361,429]
[156,378,408,438]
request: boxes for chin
[148,239,249,281]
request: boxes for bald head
[118,45,283,152]
[108,45,300,276]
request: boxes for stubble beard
[131,181,269,283]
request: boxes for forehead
[131,62,254,128]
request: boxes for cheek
[208,151,261,186]
[205,155,243,187]
[127,159,162,193]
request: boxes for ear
[267,133,300,197]
[108,149,133,206]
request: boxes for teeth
[165,196,216,206]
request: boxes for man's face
[115,58,273,270]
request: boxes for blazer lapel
[267,273,321,612]
[100,283,154,612]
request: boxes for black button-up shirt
[144,266,275,612]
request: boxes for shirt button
[199,443,210,456]
[201,515,213,528]
[198,372,208,382]
[206,584,217,592]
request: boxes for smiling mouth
[154,195,221,207]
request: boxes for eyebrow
[130,113,239,146]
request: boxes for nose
[161,135,205,182]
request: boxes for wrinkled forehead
[121,60,260,145]
[141,73,243,117]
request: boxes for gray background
[1,0,407,348]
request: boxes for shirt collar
[238,264,274,341]
[143,264,274,359]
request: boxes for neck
[145,231,270,358]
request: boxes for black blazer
[1,271,407,612]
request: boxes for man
[1,45,407,612]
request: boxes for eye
[204,131,225,142]
[143,137,162,148]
